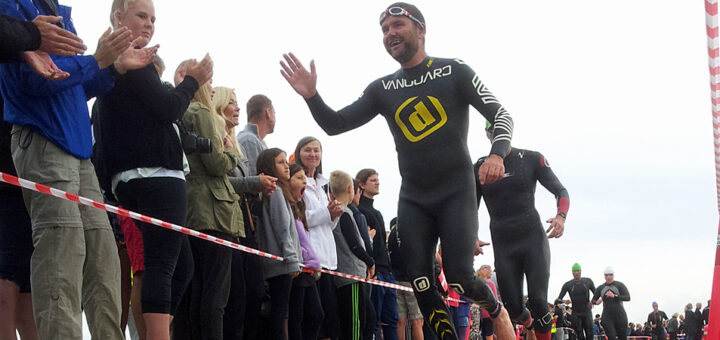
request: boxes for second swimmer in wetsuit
[592,267,630,340]
[557,263,596,340]
[474,125,570,340]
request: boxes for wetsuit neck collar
[401,56,433,72]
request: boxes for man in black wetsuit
[592,267,630,340]
[557,263,595,340]
[279,3,515,339]
[647,302,668,340]
[473,126,569,340]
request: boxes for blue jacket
[0,0,114,159]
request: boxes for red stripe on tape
[708,0,718,16]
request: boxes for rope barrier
[0,171,419,293]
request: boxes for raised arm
[280,52,378,135]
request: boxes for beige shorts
[396,281,423,320]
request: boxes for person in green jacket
[182,79,243,340]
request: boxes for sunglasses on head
[379,7,425,29]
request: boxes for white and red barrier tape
[706,1,720,338]
[0,172,484,300]
[0,171,431,294]
[0,172,283,261]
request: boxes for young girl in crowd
[182,80,243,339]
[256,148,302,340]
[286,163,324,340]
[292,137,343,340]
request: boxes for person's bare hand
[23,51,69,80]
[280,52,317,99]
[113,37,158,74]
[328,200,343,220]
[478,154,505,184]
[259,174,277,196]
[289,271,300,278]
[367,264,375,279]
[368,227,376,239]
[93,27,132,69]
[174,59,194,86]
[605,290,615,299]
[32,15,86,56]
[545,215,565,238]
[184,53,213,86]
[474,239,490,256]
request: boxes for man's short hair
[329,170,353,197]
[355,168,378,184]
[246,94,272,122]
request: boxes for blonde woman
[182,81,244,339]
[212,86,277,338]
[95,1,212,339]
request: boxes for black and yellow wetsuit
[303,56,513,340]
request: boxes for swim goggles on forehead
[379,7,425,28]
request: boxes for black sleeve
[647,312,653,325]
[557,281,569,300]
[0,14,41,62]
[114,65,199,122]
[339,213,374,267]
[455,60,512,158]
[534,152,570,216]
[591,284,602,304]
[616,282,630,301]
[304,84,380,136]
[354,211,374,254]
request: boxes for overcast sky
[61,0,715,332]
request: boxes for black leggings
[398,191,497,340]
[116,177,193,315]
[267,274,293,340]
[288,273,324,340]
[491,222,552,333]
[601,311,628,340]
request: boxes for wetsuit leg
[576,312,593,340]
[524,230,552,334]
[492,242,529,324]
[437,192,498,312]
[614,312,628,340]
[398,199,457,340]
[601,316,617,340]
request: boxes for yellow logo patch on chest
[394,96,447,142]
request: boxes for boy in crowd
[329,170,376,340]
